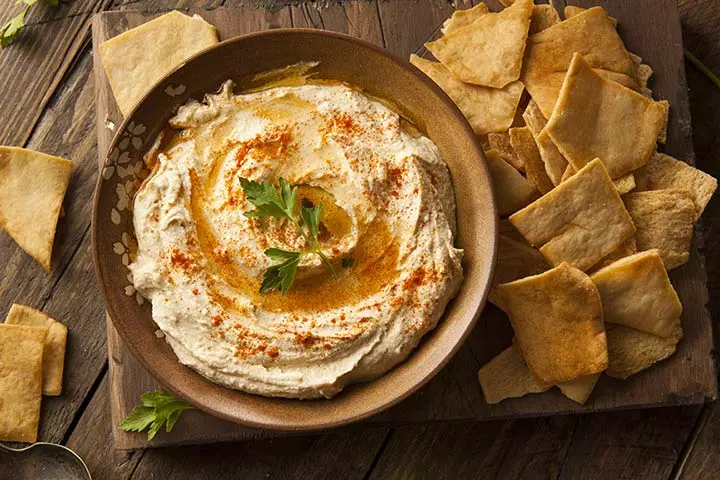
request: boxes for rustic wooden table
[0,0,718,478]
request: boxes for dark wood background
[0,0,718,478]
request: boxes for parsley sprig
[240,177,337,294]
[1,0,60,49]
[119,389,194,441]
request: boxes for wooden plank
[674,404,720,480]
[290,1,384,46]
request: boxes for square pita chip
[590,250,682,337]
[606,323,683,379]
[410,55,525,135]
[478,343,550,404]
[5,305,67,396]
[623,190,696,270]
[493,263,608,384]
[486,149,538,217]
[0,147,73,271]
[510,127,554,193]
[565,165,636,194]
[0,324,46,442]
[426,0,533,88]
[643,153,717,220]
[522,7,634,117]
[100,11,219,116]
[557,374,600,405]
[441,3,489,35]
[545,54,667,179]
[509,159,636,271]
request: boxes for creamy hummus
[129,80,464,399]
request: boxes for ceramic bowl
[92,29,497,430]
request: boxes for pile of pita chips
[423,2,718,407]
[0,305,67,442]
[99,11,219,117]
[0,146,72,271]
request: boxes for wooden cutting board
[91,0,716,450]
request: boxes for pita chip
[99,11,219,116]
[535,129,568,185]
[564,5,618,27]
[606,323,683,379]
[623,190,695,270]
[0,146,72,271]
[492,263,608,385]
[410,55,525,135]
[441,3,489,35]
[5,305,67,396]
[590,250,682,337]
[426,0,533,88]
[510,126,554,193]
[489,235,549,306]
[522,99,548,135]
[643,153,717,219]
[486,149,538,217]
[545,54,667,179]
[557,374,600,405]
[630,52,654,98]
[592,237,637,271]
[530,4,561,35]
[510,159,636,271]
[0,324,46,442]
[489,132,524,171]
[564,165,636,194]
[478,343,550,404]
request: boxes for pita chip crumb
[590,250,682,337]
[478,343,550,404]
[606,323,683,379]
[493,263,608,385]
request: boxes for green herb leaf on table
[119,389,194,441]
[1,0,60,49]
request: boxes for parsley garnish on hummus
[240,177,337,293]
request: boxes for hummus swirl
[130,81,463,399]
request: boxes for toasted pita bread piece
[591,237,637,271]
[0,324,46,442]
[522,7,634,117]
[561,164,575,183]
[489,132,524,171]
[409,55,525,135]
[562,166,635,194]
[0,146,73,271]
[530,4,561,35]
[545,54,667,179]
[510,159,636,271]
[590,250,681,337]
[426,0,533,88]
[510,126,554,193]
[5,305,67,396]
[478,343,550,404]
[493,263,608,384]
[642,153,717,219]
[534,129,568,186]
[564,5,617,27]
[99,11,219,117]
[486,149,538,217]
[623,190,695,270]
[522,99,548,134]
[441,3,489,35]
[606,323,683,379]
[490,235,549,305]
[557,374,600,405]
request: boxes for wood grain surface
[0,0,719,478]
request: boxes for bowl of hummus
[93,30,497,429]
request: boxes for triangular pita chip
[441,3,489,35]
[489,234,549,305]
[509,126,554,193]
[5,304,67,396]
[0,146,73,271]
[623,190,695,270]
[642,153,717,220]
[99,11,219,116]
[489,132,524,171]
[606,323,682,380]
[0,324,46,442]
[545,54,667,179]
[557,374,600,405]
[426,0,533,88]
[493,263,608,384]
[478,343,550,404]
[409,55,525,135]
[590,250,682,337]
[509,159,636,271]
[486,149,538,217]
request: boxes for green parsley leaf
[240,177,296,220]
[300,203,322,241]
[341,257,355,269]
[261,248,301,294]
[119,389,194,441]
[1,7,29,48]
